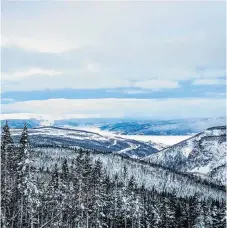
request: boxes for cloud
[134,80,179,89]
[196,69,226,78]
[1,1,225,92]
[0,113,100,120]
[1,72,131,92]
[120,90,150,94]
[2,2,225,53]
[193,79,226,85]
[1,70,181,92]
[1,98,15,104]
[204,92,226,97]
[2,98,225,119]
[2,68,61,81]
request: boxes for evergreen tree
[60,159,71,227]
[203,200,213,228]
[211,201,226,228]
[45,163,61,227]
[175,199,188,228]
[1,121,14,228]
[102,175,115,227]
[19,122,28,146]
[1,120,13,149]
[187,195,200,228]
[17,123,31,228]
[91,160,105,227]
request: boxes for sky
[1,1,226,119]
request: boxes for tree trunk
[86,212,89,228]
[19,197,23,228]
[1,208,7,228]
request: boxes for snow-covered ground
[119,135,192,146]
[143,126,226,184]
[11,126,160,158]
[72,126,192,146]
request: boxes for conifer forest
[1,122,226,228]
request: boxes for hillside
[2,123,226,228]
[10,126,160,158]
[31,145,225,202]
[143,126,226,184]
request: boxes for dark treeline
[1,122,226,228]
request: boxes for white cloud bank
[2,98,225,119]
[193,79,226,85]
[1,69,180,91]
[1,1,225,92]
[2,68,61,81]
[134,80,179,89]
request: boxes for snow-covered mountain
[31,145,225,202]
[10,127,160,158]
[143,126,226,184]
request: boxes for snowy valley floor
[73,126,192,146]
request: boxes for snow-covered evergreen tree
[1,121,14,228]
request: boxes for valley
[10,127,160,158]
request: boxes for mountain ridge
[31,144,225,202]
[143,125,226,184]
[10,126,160,158]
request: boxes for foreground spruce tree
[1,121,14,228]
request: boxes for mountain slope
[143,126,226,184]
[31,145,225,202]
[10,126,159,158]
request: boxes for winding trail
[115,142,140,154]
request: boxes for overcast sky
[1,1,226,119]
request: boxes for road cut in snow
[107,139,117,148]
[115,142,140,154]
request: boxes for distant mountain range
[1,116,225,135]
[99,117,226,135]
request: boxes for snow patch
[72,126,192,146]
[182,140,194,157]
[121,135,191,146]
[190,164,211,174]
